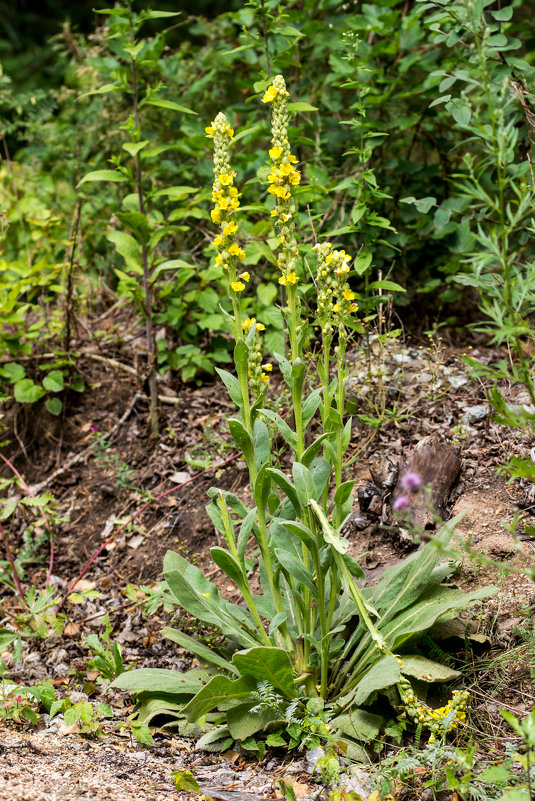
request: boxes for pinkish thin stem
[56,450,242,611]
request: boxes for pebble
[305,746,324,774]
[460,404,489,425]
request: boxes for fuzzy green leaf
[400,654,461,682]
[182,675,255,721]
[232,647,297,699]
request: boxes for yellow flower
[289,171,301,186]
[211,207,222,223]
[215,254,223,266]
[288,154,298,163]
[242,317,254,331]
[349,303,358,313]
[239,272,250,282]
[219,173,233,185]
[260,374,270,385]
[226,125,234,139]
[205,125,214,138]
[201,592,210,597]
[344,289,356,301]
[223,221,238,236]
[262,85,278,103]
[271,209,279,217]
[333,303,340,312]
[256,322,265,331]
[278,275,287,286]
[282,213,292,222]
[214,235,223,248]
[286,271,298,284]
[262,363,273,371]
[269,146,283,159]
[228,243,241,256]
[335,264,350,275]
[238,248,246,260]
[280,162,293,176]
[325,253,333,264]
[231,280,245,292]
[218,197,230,211]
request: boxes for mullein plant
[112,75,496,756]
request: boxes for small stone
[448,374,469,388]
[170,471,190,484]
[460,404,489,425]
[305,746,325,774]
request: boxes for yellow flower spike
[269,146,283,159]
[223,221,238,237]
[262,85,278,103]
[239,272,250,282]
[231,281,245,293]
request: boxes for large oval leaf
[232,646,297,699]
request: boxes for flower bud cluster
[242,318,271,397]
[398,675,469,743]
[313,242,357,340]
[262,75,300,291]
[313,241,337,337]
[206,112,248,296]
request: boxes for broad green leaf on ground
[400,654,461,682]
[332,708,383,742]
[111,667,206,695]
[352,655,401,706]
[232,647,297,699]
[181,675,256,722]
[226,701,282,740]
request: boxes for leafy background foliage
[2,0,533,387]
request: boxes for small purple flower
[401,472,422,492]
[393,495,409,511]
[91,425,99,432]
